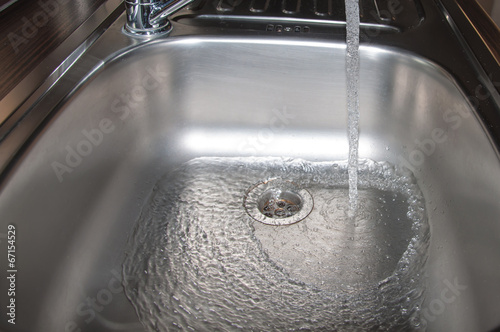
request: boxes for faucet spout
[124,0,194,36]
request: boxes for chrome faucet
[124,0,194,36]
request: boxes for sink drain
[244,179,313,226]
[258,190,302,219]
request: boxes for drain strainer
[243,179,313,226]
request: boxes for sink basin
[1,4,500,332]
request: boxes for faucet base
[124,0,194,37]
[123,24,172,37]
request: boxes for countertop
[0,0,109,101]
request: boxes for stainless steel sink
[1,1,500,331]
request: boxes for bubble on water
[123,157,429,331]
